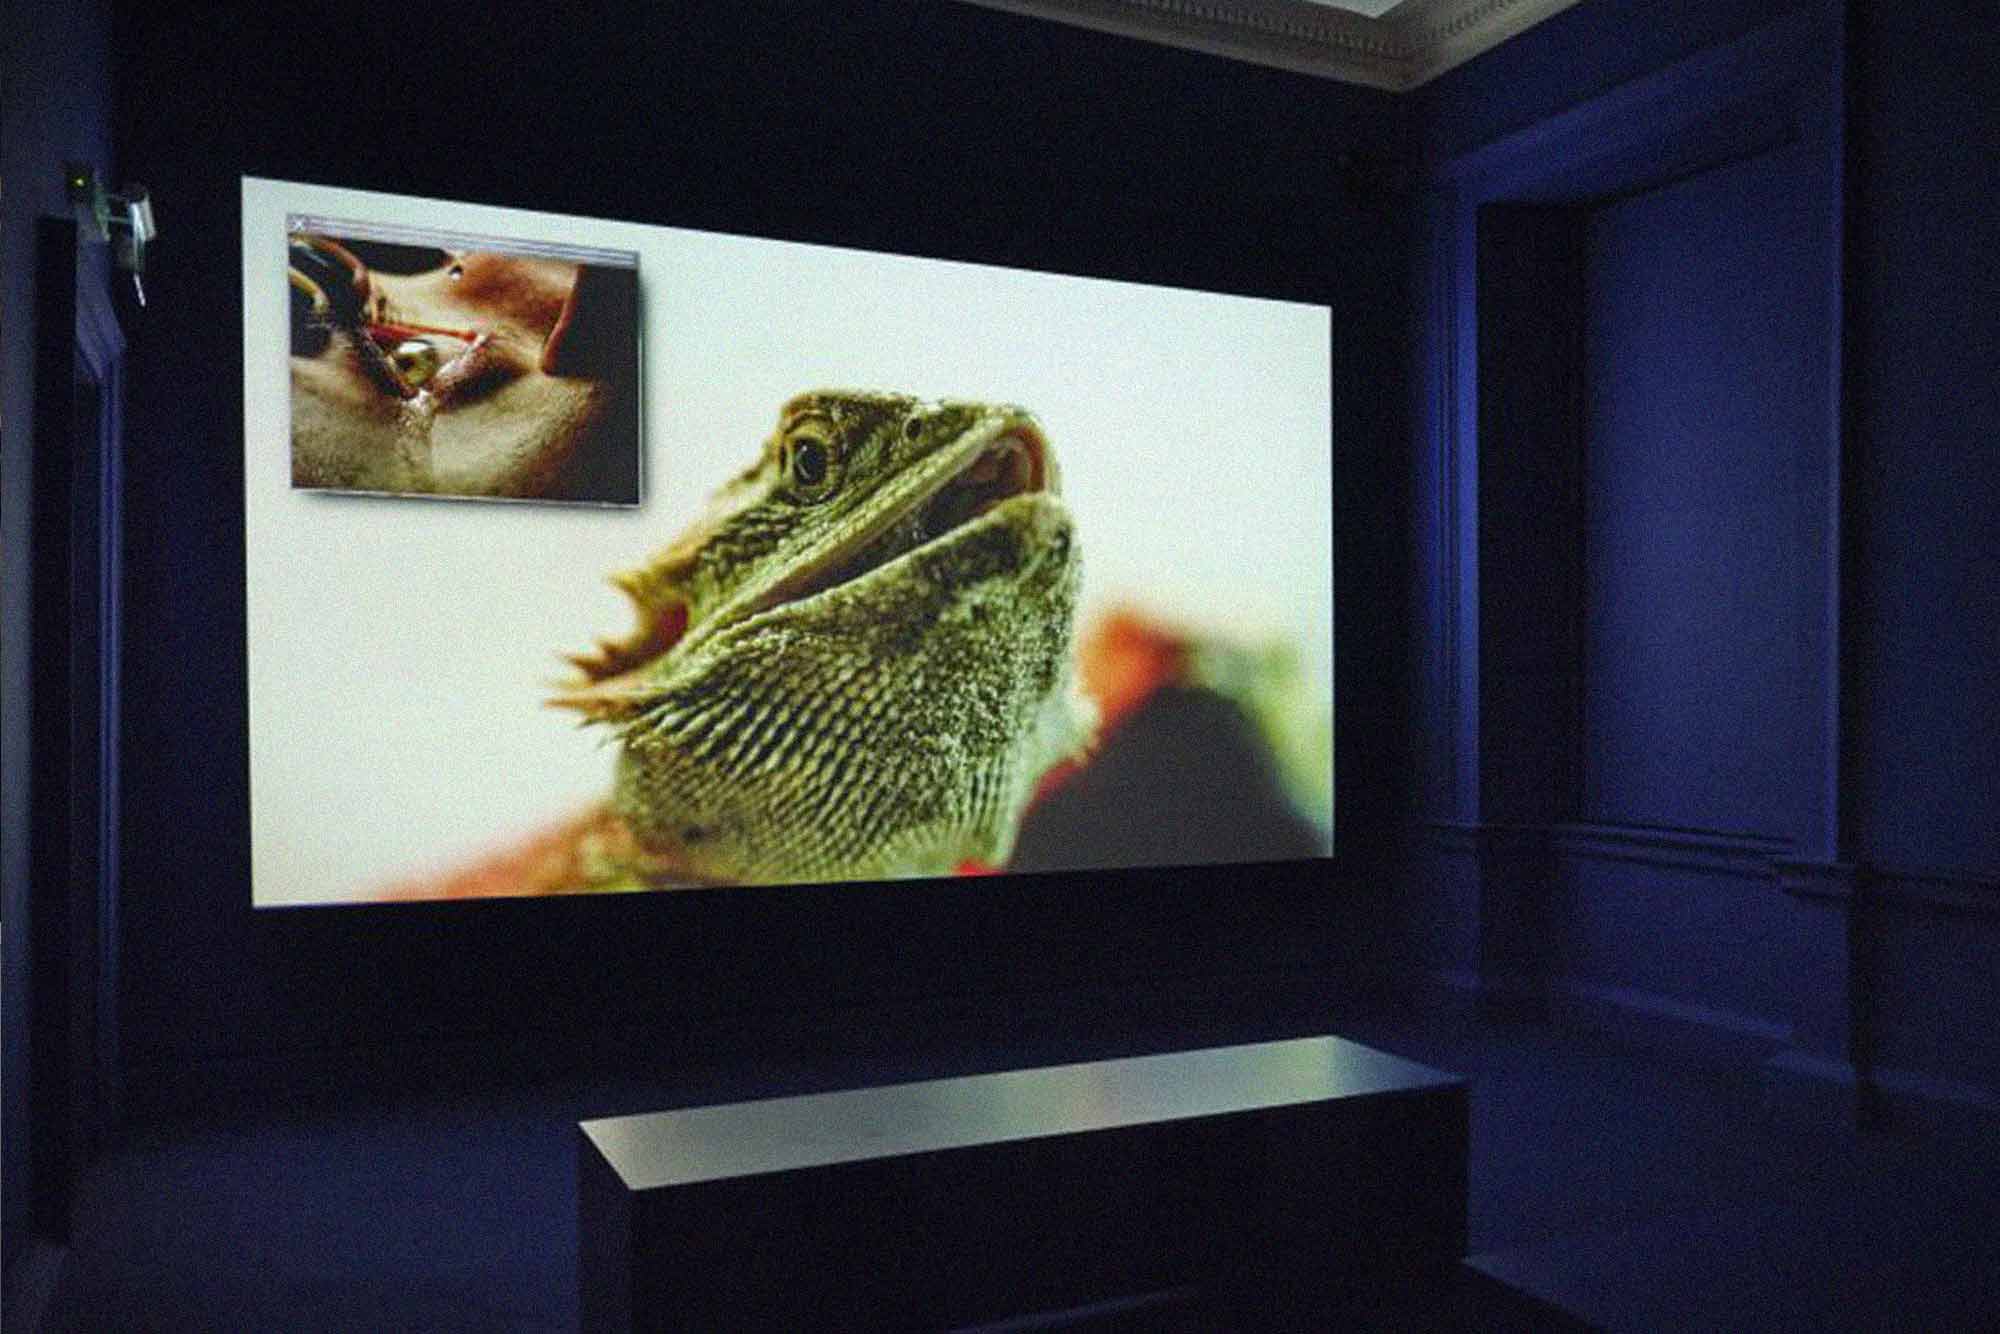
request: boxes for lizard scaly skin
[553,390,1094,885]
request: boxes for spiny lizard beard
[609,493,1091,884]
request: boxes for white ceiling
[1302,0,1411,18]
[955,0,1586,91]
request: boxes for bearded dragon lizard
[536,389,1095,887]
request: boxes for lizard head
[558,390,1065,709]
[552,390,1092,884]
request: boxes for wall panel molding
[1869,1062,2000,1146]
[1417,838,1996,1134]
[1410,5,1852,1098]
[1430,819,1792,880]
[1402,1,2000,1144]
[1768,856,1871,1125]
[1869,865,2000,919]
[1432,198,1466,817]
[1418,820,1553,1018]
[1549,977,1788,1063]
[1554,823,1791,881]
[1773,856,1862,903]
[1768,858,2000,1135]
[1416,5,1845,846]
[1426,7,1826,186]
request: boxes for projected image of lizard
[553,390,1094,885]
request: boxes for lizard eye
[903,415,924,441]
[792,439,827,486]
[786,434,837,501]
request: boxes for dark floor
[39,999,2000,1333]
[1340,1015,2000,1333]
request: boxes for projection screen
[244,176,1332,906]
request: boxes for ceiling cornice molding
[955,0,1585,91]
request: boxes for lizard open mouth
[776,425,1052,611]
[555,402,1061,715]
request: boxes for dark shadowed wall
[1842,1,2000,1129]
[103,1,1411,1104]
[2,0,117,1280]
[1406,0,2000,1137]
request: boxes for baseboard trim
[1870,1062,2000,1144]
[1410,967,1787,1064]
[1555,822,1789,881]
[1549,979,1788,1065]
[1762,1047,1875,1130]
[1756,1049,2000,1142]
[1405,966,2000,1146]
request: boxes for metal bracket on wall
[63,162,154,306]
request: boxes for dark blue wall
[1578,142,1818,839]
[1408,0,2000,1135]
[102,1,1411,1101]
[1844,1,2000,1112]
[1847,5,2000,875]
[2,0,116,1278]
[1418,0,1804,165]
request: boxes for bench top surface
[581,1035,1460,1191]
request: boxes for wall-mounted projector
[65,161,156,306]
